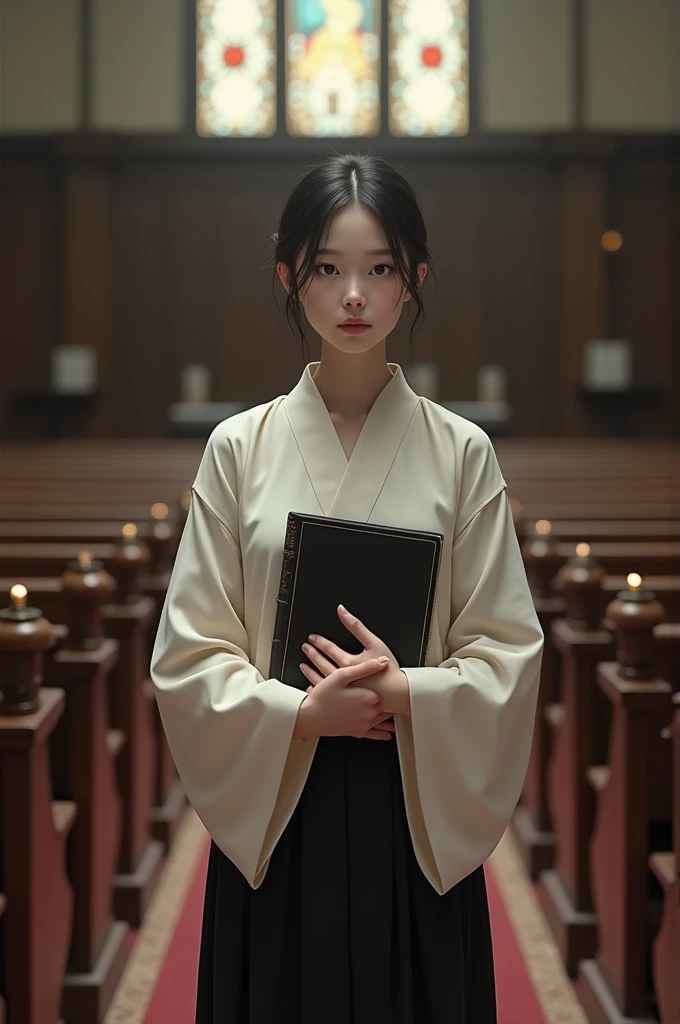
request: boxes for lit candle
[627,573,642,592]
[10,583,27,611]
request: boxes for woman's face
[277,206,427,355]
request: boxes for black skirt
[196,732,497,1024]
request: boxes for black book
[269,512,443,690]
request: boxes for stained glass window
[195,0,469,139]
[196,0,277,137]
[389,0,469,137]
[285,0,380,138]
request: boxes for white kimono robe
[150,361,544,895]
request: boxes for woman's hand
[293,657,395,741]
[300,605,411,718]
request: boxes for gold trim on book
[103,809,207,1024]
[488,829,589,1024]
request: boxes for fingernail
[379,656,389,664]
[338,604,346,613]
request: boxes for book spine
[268,513,300,681]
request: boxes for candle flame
[78,551,93,570]
[535,520,552,537]
[576,543,590,558]
[151,502,168,520]
[627,573,642,591]
[122,523,138,540]
[10,584,28,610]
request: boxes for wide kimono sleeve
[396,431,544,895]
[149,429,317,888]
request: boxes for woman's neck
[311,342,394,420]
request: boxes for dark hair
[269,150,433,360]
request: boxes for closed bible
[269,512,443,689]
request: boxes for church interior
[0,1,678,1022]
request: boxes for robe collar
[283,361,421,521]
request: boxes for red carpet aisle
[104,812,587,1024]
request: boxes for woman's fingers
[302,642,337,676]
[362,728,393,740]
[338,657,388,686]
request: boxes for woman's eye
[315,263,394,276]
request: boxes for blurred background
[1,0,678,441]
[0,7,679,1024]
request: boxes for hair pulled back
[270,150,433,358]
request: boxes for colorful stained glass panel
[389,0,469,137]
[197,0,277,137]
[285,0,381,137]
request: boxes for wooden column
[558,152,609,436]
[512,595,564,877]
[0,893,6,1024]
[145,573,185,851]
[104,596,164,926]
[538,621,614,975]
[0,690,76,1024]
[49,638,131,1022]
[60,149,114,437]
[649,692,679,1024]
[577,662,672,1022]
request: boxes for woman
[150,151,544,1023]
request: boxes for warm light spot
[122,523,138,540]
[78,551,93,570]
[601,230,623,253]
[535,520,552,537]
[627,573,642,591]
[10,584,27,610]
[421,45,442,68]
[223,45,244,68]
[576,543,590,558]
[151,503,169,521]
[509,498,523,517]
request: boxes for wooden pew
[0,559,167,931]
[0,893,6,1024]
[577,582,675,1023]
[0,589,76,1024]
[649,693,680,1024]
[539,566,680,976]
[512,524,679,879]
[46,555,132,1022]
[0,517,186,852]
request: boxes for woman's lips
[338,324,371,333]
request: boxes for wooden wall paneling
[61,157,114,436]
[672,153,680,441]
[480,161,561,436]
[112,165,174,437]
[611,157,676,438]
[207,163,305,404]
[558,156,609,435]
[166,165,246,417]
[411,162,486,406]
[0,162,59,439]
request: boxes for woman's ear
[403,262,428,302]
[276,261,292,294]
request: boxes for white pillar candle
[181,363,211,404]
[477,364,507,403]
